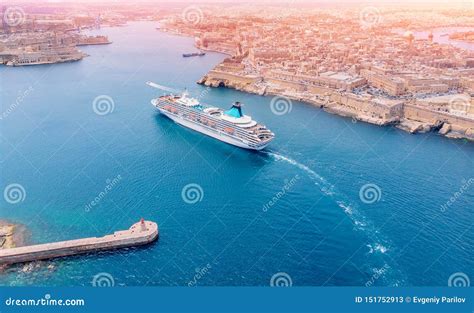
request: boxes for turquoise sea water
[0,22,473,287]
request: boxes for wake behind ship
[148,82,274,150]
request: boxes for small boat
[182,52,206,57]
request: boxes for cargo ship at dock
[147,82,274,150]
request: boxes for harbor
[0,220,158,265]
[1,21,472,287]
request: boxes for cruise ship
[147,82,274,150]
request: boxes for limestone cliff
[197,70,474,142]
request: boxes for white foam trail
[367,243,388,254]
[267,151,375,231]
[146,81,180,93]
[268,151,381,235]
[266,152,335,195]
[266,151,406,285]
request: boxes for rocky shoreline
[0,221,59,274]
[0,220,27,250]
[197,73,474,142]
[154,26,474,142]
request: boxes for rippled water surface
[1,22,473,286]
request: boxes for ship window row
[158,100,268,143]
[159,101,261,142]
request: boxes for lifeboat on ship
[224,127,235,134]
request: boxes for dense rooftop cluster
[162,6,474,98]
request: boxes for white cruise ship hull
[159,110,269,150]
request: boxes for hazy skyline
[3,0,472,4]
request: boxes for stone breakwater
[0,220,158,265]
[197,71,474,141]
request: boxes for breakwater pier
[0,219,158,265]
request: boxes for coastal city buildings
[1,32,86,66]
[1,2,473,140]
[160,4,474,140]
[0,4,130,66]
[0,14,110,66]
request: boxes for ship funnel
[225,102,244,118]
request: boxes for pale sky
[5,0,471,3]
